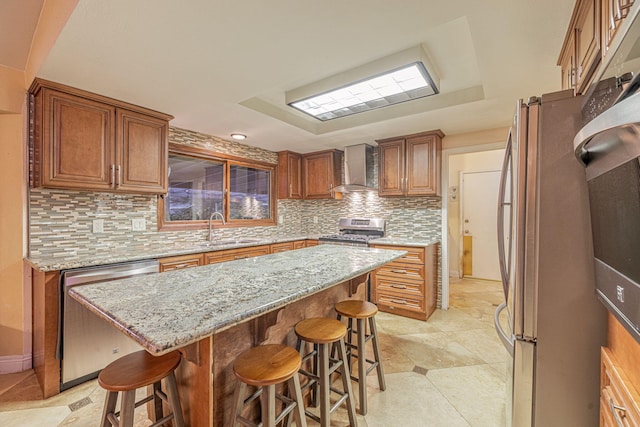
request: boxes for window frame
[158,143,277,231]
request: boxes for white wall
[447,149,505,277]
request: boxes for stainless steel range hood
[333,144,376,192]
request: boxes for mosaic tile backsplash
[29,126,442,303]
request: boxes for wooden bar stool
[98,349,184,427]
[229,344,307,427]
[335,300,386,415]
[294,317,357,427]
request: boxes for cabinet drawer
[376,291,425,314]
[205,245,270,265]
[293,240,306,249]
[376,263,424,281]
[159,254,203,272]
[271,242,294,253]
[375,277,423,297]
[601,347,640,426]
[371,244,424,264]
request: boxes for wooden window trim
[158,143,277,231]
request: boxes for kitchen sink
[197,239,261,247]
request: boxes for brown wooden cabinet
[159,253,204,272]
[305,239,319,247]
[204,245,270,265]
[377,130,443,197]
[277,151,302,199]
[602,0,635,57]
[370,243,438,321]
[270,241,294,253]
[302,149,343,199]
[30,78,172,194]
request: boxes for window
[159,145,276,230]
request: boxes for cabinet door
[406,134,441,196]
[378,139,405,196]
[575,0,601,93]
[302,150,342,199]
[204,245,270,264]
[559,31,577,90]
[159,254,203,272]
[41,89,115,190]
[116,109,168,193]
[277,151,302,199]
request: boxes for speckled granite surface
[369,237,440,247]
[26,235,318,271]
[69,245,405,355]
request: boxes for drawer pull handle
[609,397,626,427]
[391,269,407,274]
[174,263,191,269]
[390,299,407,305]
[391,284,407,289]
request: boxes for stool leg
[261,384,276,427]
[369,316,386,391]
[100,391,118,427]
[318,343,331,427]
[165,371,185,427]
[356,318,367,415]
[119,390,136,427]
[152,381,163,422]
[337,338,358,427]
[288,374,308,427]
[228,381,246,427]
[346,318,354,367]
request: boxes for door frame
[440,141,505,310]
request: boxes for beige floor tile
[427,364,507,427]
[375,312,441,336]
[426,307,488,332]
[395,332,485,370]
[364,372,471,427]
[444,327,510,364]
[0,406,71,427]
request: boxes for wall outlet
[92,219,104,233]
[278,215,284,223]
[313,216,318,224]
[132,218,146,231]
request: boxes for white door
[461,170,501,281]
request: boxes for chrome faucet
[208,212,226,241]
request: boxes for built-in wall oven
[59,259,158,390]
[574,5,640,344]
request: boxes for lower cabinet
[159,254,203,272]
[600,347,640,426]
[204,245,270,265]
[270,241,294,253]
[370,243,438,321]
[305,239,319,247]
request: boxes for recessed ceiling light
[288,62,438,121]
[230,133,247,141]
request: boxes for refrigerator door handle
[494,302,514,357]
[497,130,513,298]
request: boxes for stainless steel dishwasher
[59,259,159,390]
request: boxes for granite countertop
[369,237,440,247]
[26,234,319,272]
[70,245,406,355]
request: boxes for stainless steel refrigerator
[494,90,608,427]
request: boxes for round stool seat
[233,344,302,387]
[98,350,181,392]
[295,317,346,344]
[335,300,378,319]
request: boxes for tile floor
[0,277,508,426]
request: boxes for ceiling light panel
[289,62,438,121]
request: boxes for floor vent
[68,397,92,412]
[412,365,428,375]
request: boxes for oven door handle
[574,91,640,165]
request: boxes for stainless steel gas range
[318,217,385,247]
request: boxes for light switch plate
[132,218,146,231]
[92,219,104,233]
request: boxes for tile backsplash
[29,126,442,304]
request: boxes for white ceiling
[19,1,575,153]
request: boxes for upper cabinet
[30,79,173,194]
[559,0,635,94]
[302,149,343,199]
[377,130,443,197]
[276,151,303,199]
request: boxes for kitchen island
[69,245,405,427]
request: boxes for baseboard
[0,353,32,374]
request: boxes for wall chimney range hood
[333,144,376,192]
